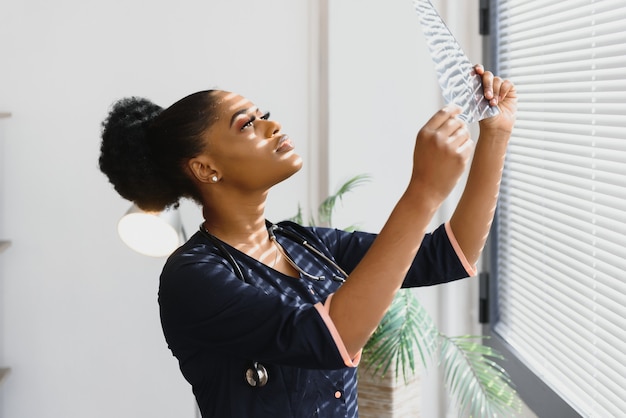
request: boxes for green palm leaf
[439,335,522,417]
[363,290,438,384]
[318,174,371,227]
[289,174,371,229]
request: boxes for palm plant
[290,174,371,231]
[291,174,523,418]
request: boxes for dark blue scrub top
[158,221,471,417]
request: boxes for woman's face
[202,91,303,191]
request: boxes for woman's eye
[241,116,257,130]
[240,111,270,131]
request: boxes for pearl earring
[211,175,218,183]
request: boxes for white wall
[0,1,312,417]
[0,0,489,417]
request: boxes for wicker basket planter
[357,364,421,418]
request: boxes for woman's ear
[188,156,219,184]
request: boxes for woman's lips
[276,135,294,152]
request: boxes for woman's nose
[263,119,281,137]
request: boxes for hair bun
[99,97,170,210]
[109,97,162,129]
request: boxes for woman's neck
[202,202,269,249]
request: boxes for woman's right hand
[409,105,474,205]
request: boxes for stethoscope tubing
[199,222,347,284]
[197,221,347,388]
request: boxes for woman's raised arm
[329,105,475,356]
[449,66,518,266]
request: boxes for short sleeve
[402,222,475,286]
[293,221,474,287]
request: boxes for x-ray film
[413,0,498,123]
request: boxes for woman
[99,65,516,417]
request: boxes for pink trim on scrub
[314,294,361,367]
[444,221,478,276]
[314,222,475,367]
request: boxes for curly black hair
[99,90,220,211]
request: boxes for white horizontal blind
[493,0,626,417]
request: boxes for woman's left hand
[475,64,518,135]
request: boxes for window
[487,0,626,417]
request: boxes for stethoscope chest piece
[245,361,269,387]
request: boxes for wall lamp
[117,204,186,257]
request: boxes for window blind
[493,0,626,416]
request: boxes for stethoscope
[198,221,348,387]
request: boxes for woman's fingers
[454,128,475,162]
[497,78,515,101]
[423,105,472,150]
[475,64,500,105]
[424,105,463,131]
[410,105,475,202]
